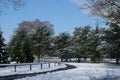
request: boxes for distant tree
[9,28,27,63]
[105,23,120,64]
[9,19,54,63]
[0,29,8,63]
[89,26,102,62]
[10,39,24,63]
[22,37,34,63]
[54,32,71,62]
[96,28,107,59]
[31,20,54,62]
[73,26,91,62]
[9,25,35,63]
[33,26,54,62]
[0,0,25,15]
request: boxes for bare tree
[82,0,120,24]
[0,0,25,15]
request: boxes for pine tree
[73,26,91,62]
[0,29,8,63]
[33,25,53,62]
[105,23,120,64]
[89,26,101,62]
[10,39,24,63]
[22,37,34,63]
[54,32,71,62]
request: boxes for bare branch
[0,0,25,15]
[81,0,120,24]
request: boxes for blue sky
[0,0,104,43]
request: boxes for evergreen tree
[0,29,8,63]
[32,23,54,62]
[105,23,120,64]
[10,39,24,63]
[22,37,34,63]
[9,27,28,63]
[73,26,91,62]
[54,32,71,61]
[89,26,101,62]
[8,19,54,63]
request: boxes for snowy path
[0,64,75,80]
[0,63,66,76]
[16,63,120,80]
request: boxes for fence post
[48,62,50,68]
[41,64,42,69]
[58,62,61,66]
[54,62,56,67]
[30,64,32,71]
[14,65,17,72]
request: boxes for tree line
[0,0,120,64]
[0,18,120,64]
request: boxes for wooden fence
[0,62,61,72]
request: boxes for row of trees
[54,25,106,63]
[0,19,119,64]
[0,0,120,63]
[0,0,120,64]
[81,0,120,64]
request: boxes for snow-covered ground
[0,63,66,76]
[16,63,120,80]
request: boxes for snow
[0,63,66,76]
[16,63,120,80]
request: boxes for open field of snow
[0,63,66,76]
[16,63,120,80]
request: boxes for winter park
[0,0,120,80]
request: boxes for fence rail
[0,62,61,72]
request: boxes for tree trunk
[61,58,63,62]
[65,58,68,62]
[77,57,81,63]
[115,53,119,64]
[116,57,119,64]
[38,56,40,63]
[84,57,87,62]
